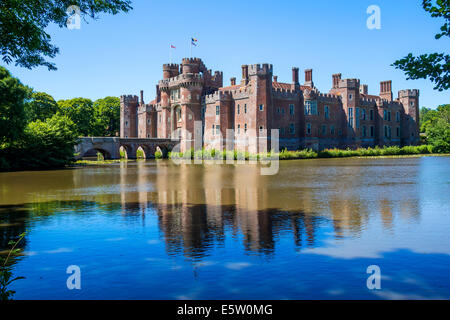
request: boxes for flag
[170,44,176,49]
[191,38,198,46]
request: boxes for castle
[120,57,419,153]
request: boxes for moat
[1,156,449,299]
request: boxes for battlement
[203,90,231,104]
[163,63,179,70]
[120,95,138,104]
[398,89,419,98]
[360,97,378,104]
[248,63,273,76]
[339,78,360,89]
[317,92,341,102]
[181,57,203,65]
[159,73,204,88]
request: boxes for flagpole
[190,38,192,58]
[169,45,172,64]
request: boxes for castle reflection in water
[116,160,421,260]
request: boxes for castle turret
[163,63,179,79]
[120,95,138,138]
[181,57,203,74]
[398,89,420,144]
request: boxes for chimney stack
[140,90,144,105]
[305,69,313,87]
[380,80,393,101]
[332,73,342,89]
[360,84,368,95]
[230,77,236,86]
[292,68,299,85]
[241,65,249,85]
[273,75,278,82]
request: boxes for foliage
[0,66,31,144]
[0,114,79,170]
[0,232,26,301]
[423,104,450,152]
[0,0,132,70]
[136,148,145,159]
[92,96,120,137]
[392,0,450,91]
[25,91,58,122]
[154,150,163,159]
[57,98,94,136]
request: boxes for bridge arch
[81,148,111,160]
[119,145,134,159]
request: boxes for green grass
[167,145,441,161]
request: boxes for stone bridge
[74,137,180,160]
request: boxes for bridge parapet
[75,137,180,160]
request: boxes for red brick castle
[120,58,419,152]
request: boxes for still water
[0,156,449,299]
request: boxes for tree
[422,104,450,152]
[0,66,30,145]
[25,91,58,122]
[0,0,132,70]
[392,0,449,91]
[92,96,120,136]
[22,114,79,168]
[58,98,95,136]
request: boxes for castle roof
[272,82,291,90]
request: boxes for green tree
[0,0,132,70]
[392,0,449,91]
[58,98,94,136]
[25,91,58,122]
[0,66,31,145]
[425,104,450,152]
[92,96,120,136]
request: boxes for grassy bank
[168,145,445,161]
[72,145,447,166]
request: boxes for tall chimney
[241,65,249,85]
[273,75,278,82]
[305,69,313,87]
[140,90,144,105]
[380,80,392,101]
[230,77,236,86]
[292,68,299,85]
[332,73,342,89]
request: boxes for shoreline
[73,153,450,166]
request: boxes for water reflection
[0,157,448,299]
[0,158,425,259]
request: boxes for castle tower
[398,89,420,144]
[163,64,179,79]
[120,95,138,138]
[338,78,361,139]
[248,63,273,152]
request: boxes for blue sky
[4,0,449,108]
